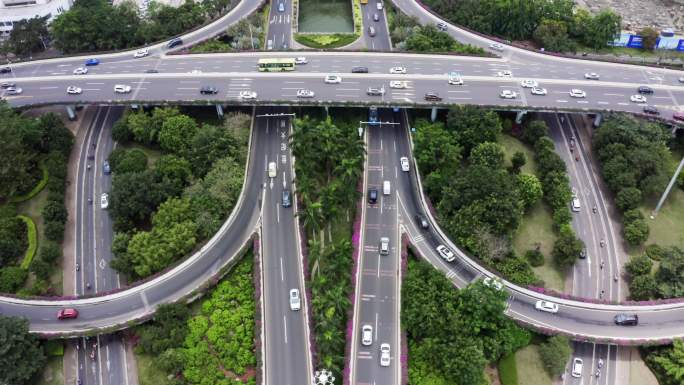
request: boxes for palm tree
[297,200,324,246]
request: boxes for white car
[239,90,257,100]
[324,75,342,84]
[571,358,584,378]
[569,89,586,98]
[499,90,517,99]
[535,300,559,314]
[483,277,503,291]
[679,77,684,83]
[379,343,390,367]
[66,86,82,95]
[295,57,308,64]
[489,43,505,51]
[496,70,512,78]
[100,193,109,209]
[400,157,409,172]
[289,288,301,311]
[5,87,22,95]
[376,1,383,10]
[584,72,600,80]
[389,66,407,74]
[268,162,276,178]
[520,79,538,88]
[114,85,131,93]
[630,94,647,103]
[133,48,149,58]
[189,69,202,74]
[448,72,463,85]
[530,87,547,95]
[389,80,408,89]
[436,245,455,262]
[361,324,373,346]
[297,89,315,98]
[73,67,88,75]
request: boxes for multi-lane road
[258,107,312,385]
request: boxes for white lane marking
[280,257,284,281]
[283,316,288,344]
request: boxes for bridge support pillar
[652,156,684,218]
[515,110,527,125]
[430,107,438,122]
[324,105,329,116]
[215,104,224,119]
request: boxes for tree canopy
[0,315,46,385]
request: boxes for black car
[103,161,111,175]
[0,82,16,89]
[424,92,442,101]
[637,86,654,94]
[368,188,378,204]
[614,313,638,326]
[643,105,659,115]
[373,13,380,22]
[200,86,218,95]
[167,38,183,49]
[144,69,159,73]
[352,66,369,73]
[0,67,10,74]
[579,248,586,259]
[282,190,292,207]
[414,214,429,230]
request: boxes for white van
[268,162,277,178]
[383,180,391,195]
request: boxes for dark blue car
[85,58,99,66]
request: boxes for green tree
[625,254,653,277]
[0,116,34,200]
[413,120,462,176]
[137,303,191,355]
[615,187,642,212]
[0,315,46,385]
[30,258,51,280]
[510,151,526,174]
[39,241,61,264]
[0,216,27,266]
[651,340,684,384]
[470,142,505,169]
[4,16,49,57]
[521,120,548,145]
[538,335,572,376]
[525,249,544,267]
[108,148,148,174]
[655,247,684,299]
[552,226,584,268]
[623,209,649,246]
[158,115,198,155]
[447,106,502,156]
[0,266,28,292]
[629,274,656,300]
[533,19,574,52]
[638,27,659,51]
[584,10,621,49]
[517,173,543,210]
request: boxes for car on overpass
[389,66,407,74]
[569,89,586,98]
[489,43,504,51]
[114,85,132,93]
[424,92,442,102]
[0,66,10,74]
[324,75,342,84]
[1,82,15,88]
[638,86,654,94]
[5,87,22,95]
[499,90,517,99]
[520,79,538,88]
[630,94,647,103]
[67,86,82,95]
[85,58,100,66]
[239,90,257,100]
[535,300,559,314]
[367,87,385,96]
[530,87,547,95]
[200,86,218,95]
[437,22,448,31]
[389,80,408,89]
[496,70,512,77]
[134,48,149,58]
[73,67,88,75]
[57,308,79,320]
[643,105,659,115]
[297,89,315,98]
[295,57,308,65]
[614,313,639,326]
[448,72,463,85]
[584,72,600,80]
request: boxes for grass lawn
[514,344,553,385]
[499,134,537,175]
[639,188,684,249]
[120,142,163,167]
[512,202,563,291]
[136,353,174,385]
[35,355,63,385]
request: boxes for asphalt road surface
[360,1,392,51]
[266,0,292,50]
[258,107,312,385]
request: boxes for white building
[0,0,73,40]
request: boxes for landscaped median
[294,0,361,49]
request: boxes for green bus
[258,58,296,72]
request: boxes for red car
[673,112,684,122]
[57,308,79,320]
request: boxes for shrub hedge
[18,216,37,270]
